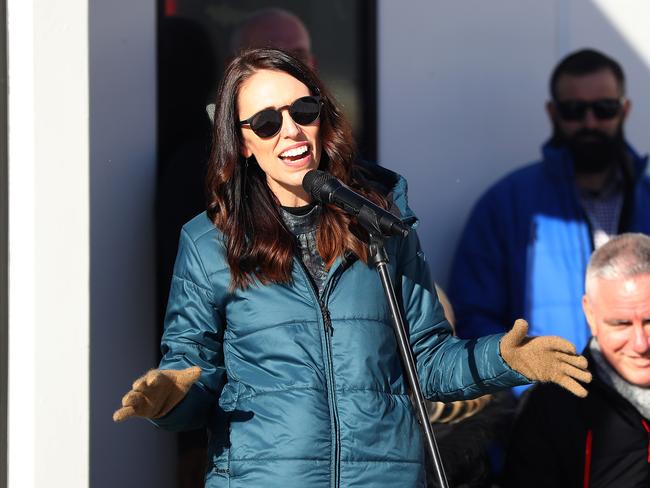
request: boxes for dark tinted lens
[556,101,587,121]
[592,99,621,119]
[556,99,622,121]
[250,109,282,137]
[289,96,321,125]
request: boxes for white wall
[7,1,89,486]
[89,1,176,487]
[8,0,175,484]
[378,0,650,286]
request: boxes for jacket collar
[354,160,419,229]
[588,338,650,419]
[582,342,648,420]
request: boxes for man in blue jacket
[449,49,650,360]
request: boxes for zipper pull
[324,308,333,334]
[319,299,333,334]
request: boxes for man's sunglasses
[554,98,624,121]
[239,95,322,138]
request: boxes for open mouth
[279,144,309,162]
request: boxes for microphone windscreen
[302,169,336,200]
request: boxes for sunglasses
[554,98,624,121]
[239,95,322,138]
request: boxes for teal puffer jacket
[152,168,529,487]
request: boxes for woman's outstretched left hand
[500,319,593,397]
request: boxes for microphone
[302,169,410,238]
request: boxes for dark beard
[552,125,626,175]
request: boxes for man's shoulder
[469,160,551,217]
[639,168,650,185]
[483,160,548,195]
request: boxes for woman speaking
[114,48,591,487]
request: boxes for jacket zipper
[319,296,340,488]
[321,258,352,488]
[294,257,344,488]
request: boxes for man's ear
[582,294,598,337]
[545,100,557,124]
[621,98,632,121]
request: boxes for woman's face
[238,69,322,206]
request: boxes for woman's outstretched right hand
[113,366,201,422]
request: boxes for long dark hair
[206,48,387,289]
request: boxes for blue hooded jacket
[449,141,650,353]
[152,165,528,487]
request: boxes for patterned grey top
[279,203,328,296]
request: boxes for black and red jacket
[503,347,650,488]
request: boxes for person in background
[503,233,650,487]
[115,48,591,488]
[448,49,650,363]
[229,8,315,69]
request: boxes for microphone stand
[357,206,449,488]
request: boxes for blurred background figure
[503,233,650,487]
[229,8,316,69]
[448,49,650,382]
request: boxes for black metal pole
[368,236,449,488]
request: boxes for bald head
[231,8,314,68]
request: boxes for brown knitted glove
[112,366,201,422]
[500,319,592,397]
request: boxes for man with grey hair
[503,233,650,487]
